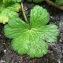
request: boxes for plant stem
[21,3,28,22]
[21,3,31,30]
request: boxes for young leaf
[4,6,59,58]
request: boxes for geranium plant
[4,5,59,58]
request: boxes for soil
[0,1,63,63]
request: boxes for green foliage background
[0,0,21,24]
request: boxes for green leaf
[0,0,21,24]
[0,0,21,12]
[2,0,21,11]
[30,6,49,28]
[4,5,59,58]
[0,9,18,24]
[7,3,21,12]
[4,18,59,58]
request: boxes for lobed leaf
[4,6,59,58]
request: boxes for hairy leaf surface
[4,6,59,58]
